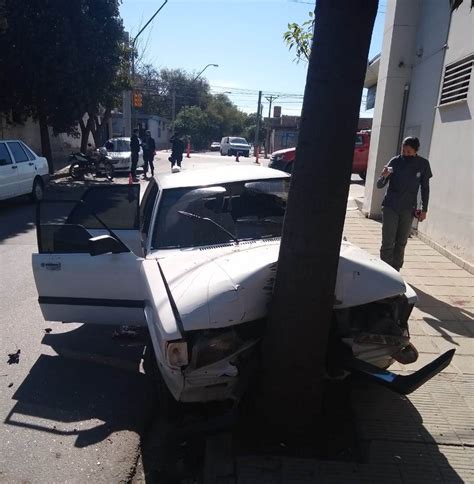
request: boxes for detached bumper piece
[347,349,455,395]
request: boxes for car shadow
[410,284,473,343]
[4,324,155,449]
[351,376,464,481]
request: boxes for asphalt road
[0,151,365,483]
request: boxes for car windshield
[230,138,247,145]
[107,139,130,152]
[151,178,289,249]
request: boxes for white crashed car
[104,137,144,172]
[32,166,453,403]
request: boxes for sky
[119,0,386,117]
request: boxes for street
[0,153,362,482]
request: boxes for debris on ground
[7,349,21,365]
[44,328,53,333]
[8,382,13,388]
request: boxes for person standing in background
[142,130,156,178]
[377,137,433,272]
[130,128,140,181]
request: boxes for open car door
[32,185,146,326]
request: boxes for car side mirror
[88,235,128,256]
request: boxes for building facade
[363,0,473,266]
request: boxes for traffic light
[133,92,143,108]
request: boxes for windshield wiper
[177,210,239,244]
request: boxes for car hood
[272,147,296,157]
[156,239,407,332]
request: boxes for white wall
[0,115,88,160]
[419,2,474,263]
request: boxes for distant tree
[136,66,247,147]
[0,0,128,171]
[243,112,266,143]
[136,66,211,120]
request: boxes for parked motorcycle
[69,147,114,180]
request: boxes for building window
[439,54,473,105]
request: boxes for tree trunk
[79,118,90,153]
[38,111,53,173]
[261,0,378,439]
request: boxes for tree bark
[38,111,53,173]
[261,0,378,439]
[79,118,91,153]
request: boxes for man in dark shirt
[130,128,140,181]
[377,137,433,271]
[142,130,156,178]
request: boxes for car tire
[359,171,366,181]
[244,153,249,158]
[29,177,44,202]
[143,343,181,419]
[69,161,83,179]
[220,149,224,156]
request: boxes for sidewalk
[233,211,473,483]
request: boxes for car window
[151,178,289,250]
[0,143,13,165]
[67,185,141,230]
[230,137,247,144]
[7,142,29,163]
[355,135,363,146]
[106,139,130,152]
[20,142,36,161]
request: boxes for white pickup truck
[32,165,454,404]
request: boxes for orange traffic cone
[128,172,133,184]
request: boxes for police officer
[377,137,433,271]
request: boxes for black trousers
[170,152,183,167]
[143,152,155,175]
[130,152,139,176]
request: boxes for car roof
[156,165,290,190]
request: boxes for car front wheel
[29,177,44,202]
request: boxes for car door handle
[28,162,34,166]
[11,165,18,169]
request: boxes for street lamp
[193,63,219,82]
[129,0,168,134]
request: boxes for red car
[268,131,371,180]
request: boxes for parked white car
[0,139,49,201]
[220,137,250,157]
[32,166,453,404]
[104,137,144,172]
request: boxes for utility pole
[254,90,262,163]
[264,95,278,157]
[127,0,168,136]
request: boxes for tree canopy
[0,0,129,168]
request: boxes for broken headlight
[166,340,189,368]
